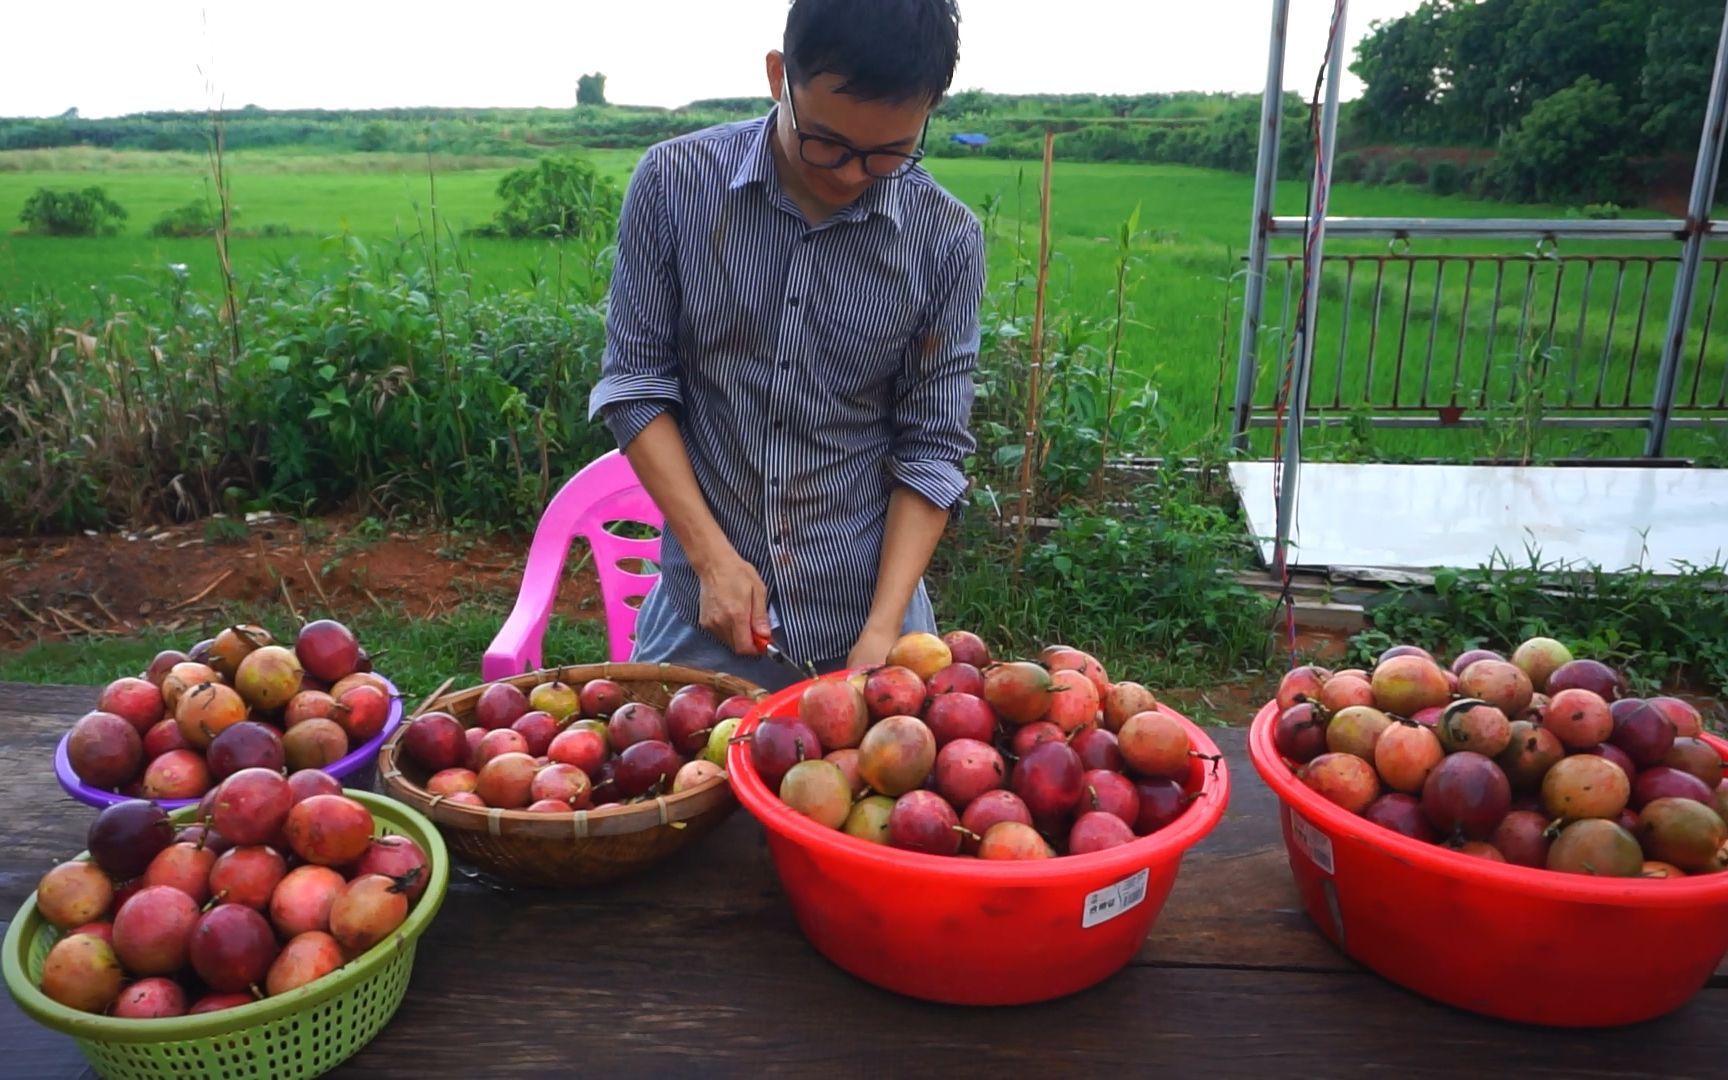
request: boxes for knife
[753,607,818,679]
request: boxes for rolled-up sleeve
[889,216,985,511]
[587,147,682,450]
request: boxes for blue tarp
[949,133,990,146]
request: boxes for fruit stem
[1187,749,1225,778]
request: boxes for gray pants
[628,578,938,693]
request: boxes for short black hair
[783,0,961,106]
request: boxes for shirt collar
[730,108,904,230]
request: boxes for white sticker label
[1082,867,1150,929]
[1291,813,1336,875]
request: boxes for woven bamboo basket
[378,663,762,888]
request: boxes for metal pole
[1646,1,1728,457]
[1273,0,1347,575]
[1230,0,1292,451]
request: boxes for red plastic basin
[728,674,1230,1005]
[1249,699,1728,1026]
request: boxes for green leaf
[1122,201,1142,247]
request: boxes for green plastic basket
[3,790,449,1080]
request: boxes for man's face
[767,51,932,209]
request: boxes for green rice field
[3,145,1723,461]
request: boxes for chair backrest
[544,450,662,662]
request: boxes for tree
[577,73,607,107]
[1348,3,1448,139]
[1492,76,1631,203]
[1349,0,1718,151]
[1639,0,1720,151]
[1496,0,1647,118]
[357,121,390,151]
[937,88,989,118]
[1436,0,1519,142]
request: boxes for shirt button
[771,477,780,487]
[773,419,784,430]
[779,360,789,370]
[802,233,813,244]
[787,295,799,307]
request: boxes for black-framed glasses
[783,80,929,180]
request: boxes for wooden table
[4,682,1725,1078]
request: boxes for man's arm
[588,149,768,656]
[623,416,770,655]
[847,218,987,668]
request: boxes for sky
[1,1,1427,118]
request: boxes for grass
[2,146,1723,460]
[0,599,607,703]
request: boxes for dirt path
[0,513,599,651]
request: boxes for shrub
[18,185,128,236]
[480,154,621,242]
[1334,152,1367,183]
[1062,124,1153,162]
[1389,158,1427,185]
[934,491,1274,685]
[0,241,616,535]
[149,200,218,237]
[1427,160,1462,196]
[1466,163,1505,199]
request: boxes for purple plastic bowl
[53,675,405,810]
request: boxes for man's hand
[697,553,771,656]
[619,415,770,656]
[845,619,899,672]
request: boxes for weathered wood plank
[0,681,99,721]
[338,955,1727,1078]
[15,876,1728,1080]
[10,895,1726,1080]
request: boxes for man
[588,0,984,691]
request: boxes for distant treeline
[0,91,1294,169]
[6,38,1720,210]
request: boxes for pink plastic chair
[483,450,662,679]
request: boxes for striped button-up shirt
[587,110,986,663]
